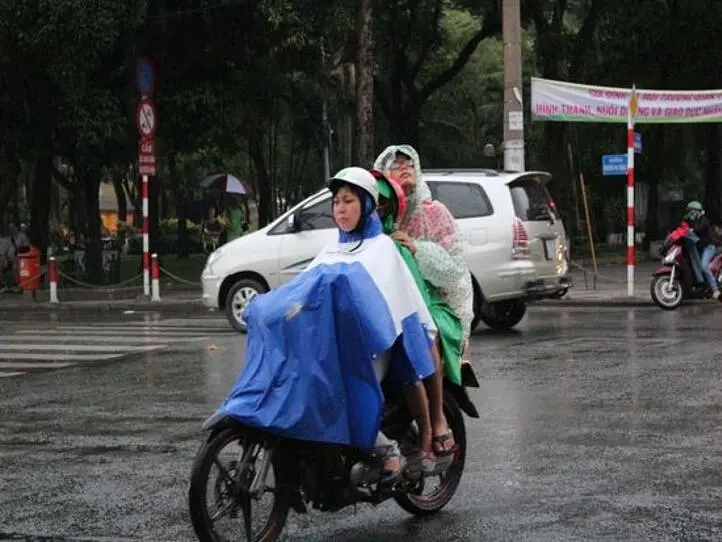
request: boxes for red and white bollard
[48,256,59,304]
[151,253,161,302]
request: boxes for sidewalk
[0,285,207,314]
[0,260,697,313]
[537,260,662,307]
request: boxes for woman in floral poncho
[374,144,474,455]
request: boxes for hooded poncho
[374,144,474,341]
[218,194,436,451]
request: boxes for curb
[535,297,713,308]
[535,298,653,308]
[0,299,210,314]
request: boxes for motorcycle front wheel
[650,274,684,310]
[188,427,291,542]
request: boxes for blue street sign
[136,58,155,96]
[602,154,628,176]
[634,132,642,154]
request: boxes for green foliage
[2,0,722,249]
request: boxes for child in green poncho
[372,170,464,388]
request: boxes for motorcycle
[650,235,722,310]
[188,364,481,542]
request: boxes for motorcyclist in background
[664,201,719,300]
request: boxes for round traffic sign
[136,98,157,140]
[136,57,155,96]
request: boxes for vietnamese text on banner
[531,77,722,123]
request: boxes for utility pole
[320,41,331,180]
[354,0,374,167]
[502,0,524,172]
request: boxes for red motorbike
[650,222,722,310]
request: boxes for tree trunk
[644,125,665,247]
[705,125,721,223]
[169,154,189,258]
[354,0,374,167]
[29,157,53,260]
[83,174,103,284]
[112,173,127,223]
[391,100,421,147]
[541,124,572,221]
[249,129,272,227]
[0,153,21,222]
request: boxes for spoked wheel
[188,427,290,542]
[650,274,684,310]
[394,393,467,516]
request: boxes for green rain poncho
[374,172,463,385]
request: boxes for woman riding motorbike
[374,145,473,456]
[373,171,465,387]
[217,166,440,481]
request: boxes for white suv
[201,169,571,332]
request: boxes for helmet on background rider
[684,200,704,223]
[370,170,406,231]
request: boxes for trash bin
[16,245,41,292]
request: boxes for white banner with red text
[531,77,722,123]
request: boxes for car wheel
[224,278,267,332]
[480,299,527,330]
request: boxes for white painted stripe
[0,344,165,353]
[627,147,634,165]
[0,371,24,378]
[59,322,228,331]
[16,329,207,337]
[0,361,76,369]
[153,319,228,327]
[142,199,149,217]
[627,225,635,247]
[52,323,218,331]
[627,186,634,207]
[0,335,207,344]
[0,353,124,361]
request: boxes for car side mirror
[287,211,302,233]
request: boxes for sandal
[419,450,436,474]
[432,431,457,457]
[378,441,406,484]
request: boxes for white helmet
[328,167,379,204]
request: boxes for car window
[268,197,334,235]
[299,198,335,230]
[509,179,559,222]
[427,181,494,219]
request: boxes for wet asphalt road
[2,305,722,541]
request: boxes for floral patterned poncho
[373,144,474,341]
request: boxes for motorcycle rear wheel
[188,427,291,542]
[394,393,467,516]
[650,274,684,310]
